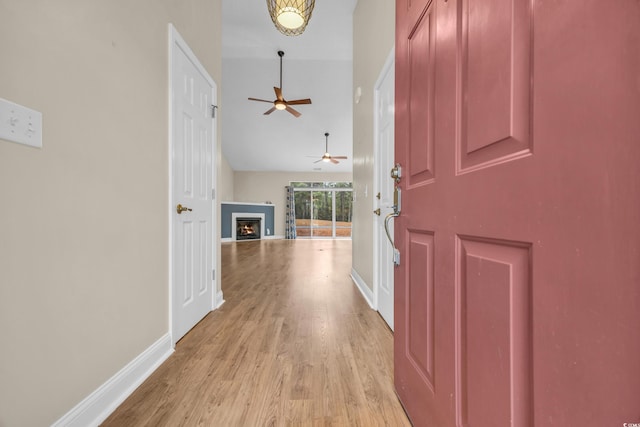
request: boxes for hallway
[103,239,410,426]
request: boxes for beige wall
[233,171,353,236]
[220,153,235,202]
[352,1,395,289]
[0,1,222,425]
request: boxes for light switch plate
[0,97,42,148]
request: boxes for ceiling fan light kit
[248,51,312,118]
[313,132,348,165]
[266,0,315,36]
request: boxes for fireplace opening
[236,218,261,241]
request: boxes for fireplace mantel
[221,202,276,241]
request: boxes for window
[291,181,353,238]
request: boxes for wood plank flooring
[102,239,411,426]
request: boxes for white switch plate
[0,98,42,148]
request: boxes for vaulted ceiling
[221,0,357,173]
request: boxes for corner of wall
[51,335,173,427]
[350,268,375,309]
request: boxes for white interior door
[373,49,395,330]
[170,25,216,345]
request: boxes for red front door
[394,0,640,426]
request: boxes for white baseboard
[52,334,173,427]
[351,268,375,309]
[215,290,225,309]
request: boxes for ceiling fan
[313,132,348,164]
[248,50,311,118]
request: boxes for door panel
[294,190,311,237]
[408,5,436,185]
[335,191,353,237]
[312,190,332,237]
[456,237,532,427]
[181,221,194,304]
[171,27,215,344]
[407,231,435,388]
[458,0,532,173]
[404,0,434,35]
[395,0,640,426]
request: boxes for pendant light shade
[266,0,315,36]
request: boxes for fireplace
[231,212,266,241]
[236,218,261,240]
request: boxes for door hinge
[212,189,216,199]
[212,269,216,280]
[211,105,218,118]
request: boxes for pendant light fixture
[266,0,315,36]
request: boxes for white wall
[352,1,396,290]
[221,57,354,174]
[220,153,235,202]
[233,171,353,236]
[0,1,222,425]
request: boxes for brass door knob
[373,208,381,216]
[176,204,192,214]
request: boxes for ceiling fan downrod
[278,50,284,91]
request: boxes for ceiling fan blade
[248,97,274,103]
[285,105,301,117]
[314,159,323,163]
[330,158,340,164]
[264,107,277,115]
[332,156,348,159]
[286,98,312,105]
[274,87,284,101]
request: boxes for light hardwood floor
[103,239,411,426]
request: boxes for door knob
[373,208,381,216]
[176,204,192,214]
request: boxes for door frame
[168,23,218,348]
[372,47,395,317]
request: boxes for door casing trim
[372,47,396,317]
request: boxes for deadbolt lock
[390,164,402,183]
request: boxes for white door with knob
[170,25,216,345]
[374,49,395,330]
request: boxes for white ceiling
[221,0,357,173]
